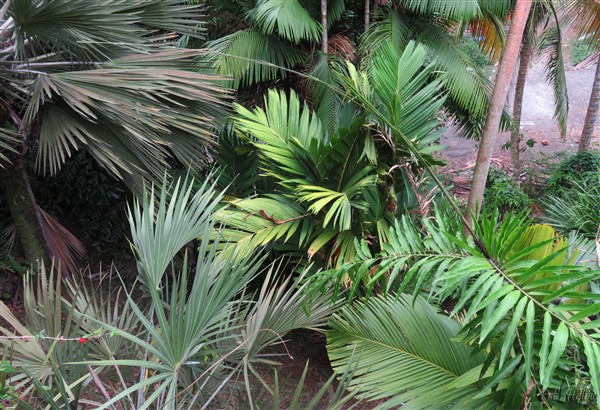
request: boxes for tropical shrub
[547,150,600,193]
[457,37,493,68]
[483,167,531,214]
[1,177,339,409]
[541,180,600,239]
[323,209,600,407]
[216,42,445,270]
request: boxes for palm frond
[360,12,493,121]
[25,50,228,177]
[36,205,85,276]
[128,174,224,288]
[206,28,306,87]
[213,124,261,198]
[326,208,600,405]
[234,89,327,183]
[538,25,568,139]
[249,0,321,43]
[7,0,204,62]
[327,294,496,409]
[468,14,506,61]
[541,180,600,239]
[401,0,481,21]
[215,194,312,259]
[563,0,600,41]
[0,126,20,166]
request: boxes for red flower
[78,337,87,344]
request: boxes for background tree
[579,55,600,151]
[510,1,569,182]
[562,0,600,151]
[466,0,533,225]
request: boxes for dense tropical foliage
[1,0,600,408]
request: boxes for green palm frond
[206,28,306,87]
[249,0,321,42]
[538,25,569,139]
[216,194,313,257]
[368,42,446,147]
[477,0,512,18]
[401,0,481,21]
[327,294,497,409]
[360,11,493,125]
[326,208,600,405]
[213,124,261,198]
[234,89,327,184]
[308,53,346,135]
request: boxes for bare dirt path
[441,63,598,167]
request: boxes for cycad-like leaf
[327,294,497,409]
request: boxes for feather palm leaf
[327,294,498,409]
[325,208,600,405]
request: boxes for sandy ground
[440,63,598,167]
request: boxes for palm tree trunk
[466,0,533,227]
[364,0,370,31]
[579,55,600,152]
[321,0,328,54]
[0,159,46,265]
[372,0,378,24]
[510,42,533,184]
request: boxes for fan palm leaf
[21,49,228,177]
[401,0,482,20]
[206,28,305,87]
[7,0,205,62]
[249,0,321,42]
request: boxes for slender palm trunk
[579,55,600,152]
[364,0,370,31]
[466,0,533,227]
[372,0,378,24]
[0,159,45,265]
[510,43,533,184]
[321,0,328,54]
